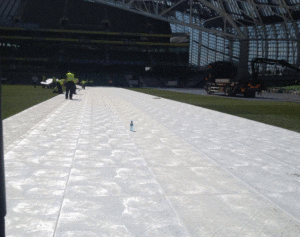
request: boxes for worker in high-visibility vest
[65,72,75,99]
[72,78,79,94]
[41,76,46,89]
[51,77,57,89]
[81,80,87,89]
[53,79,64,94]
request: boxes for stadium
[1,0,299,88]
[1,0,300,236]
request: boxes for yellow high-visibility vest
[66,72,75,81]
[57,79,64,85]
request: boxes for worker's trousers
[65,81,75,99]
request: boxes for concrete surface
[3,87,300,236]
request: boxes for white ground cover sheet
[3,87,300,237]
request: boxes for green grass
[128,88,300,133]
[1,85,59,120]
[280,85,300,91]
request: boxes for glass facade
[171,22,240,67]
[171,11,299,73]
[245,22,299,73]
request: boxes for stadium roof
[86,0,300,39]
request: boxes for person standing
[51,77,57,89]
[32,75,38,88]
[65,72,75,99]
[41,76,46,88]
[72,78,79,95]
[81,80,86,89]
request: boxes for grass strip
[128,88,300,133]
[1,85,58,120]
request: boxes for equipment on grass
[204,61,261,98]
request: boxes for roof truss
[85,0,300,39]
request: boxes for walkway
[3,87,300,236]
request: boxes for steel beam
[87,0,246,39]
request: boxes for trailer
[204,58,300,97]
[204,61,261,97]
[205,78,260,97]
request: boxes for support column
[297,40,300,68]
[237,40,249,79]
[198,30,202,67]
[227,38,233,62]
[293,21,300,67]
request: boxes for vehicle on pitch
[205,58,300,97]
[204,61,263,98]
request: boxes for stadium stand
[0,0,190,86]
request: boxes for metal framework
[86,0,300,39]
[87,0,300,71]
[1,0,299,70]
